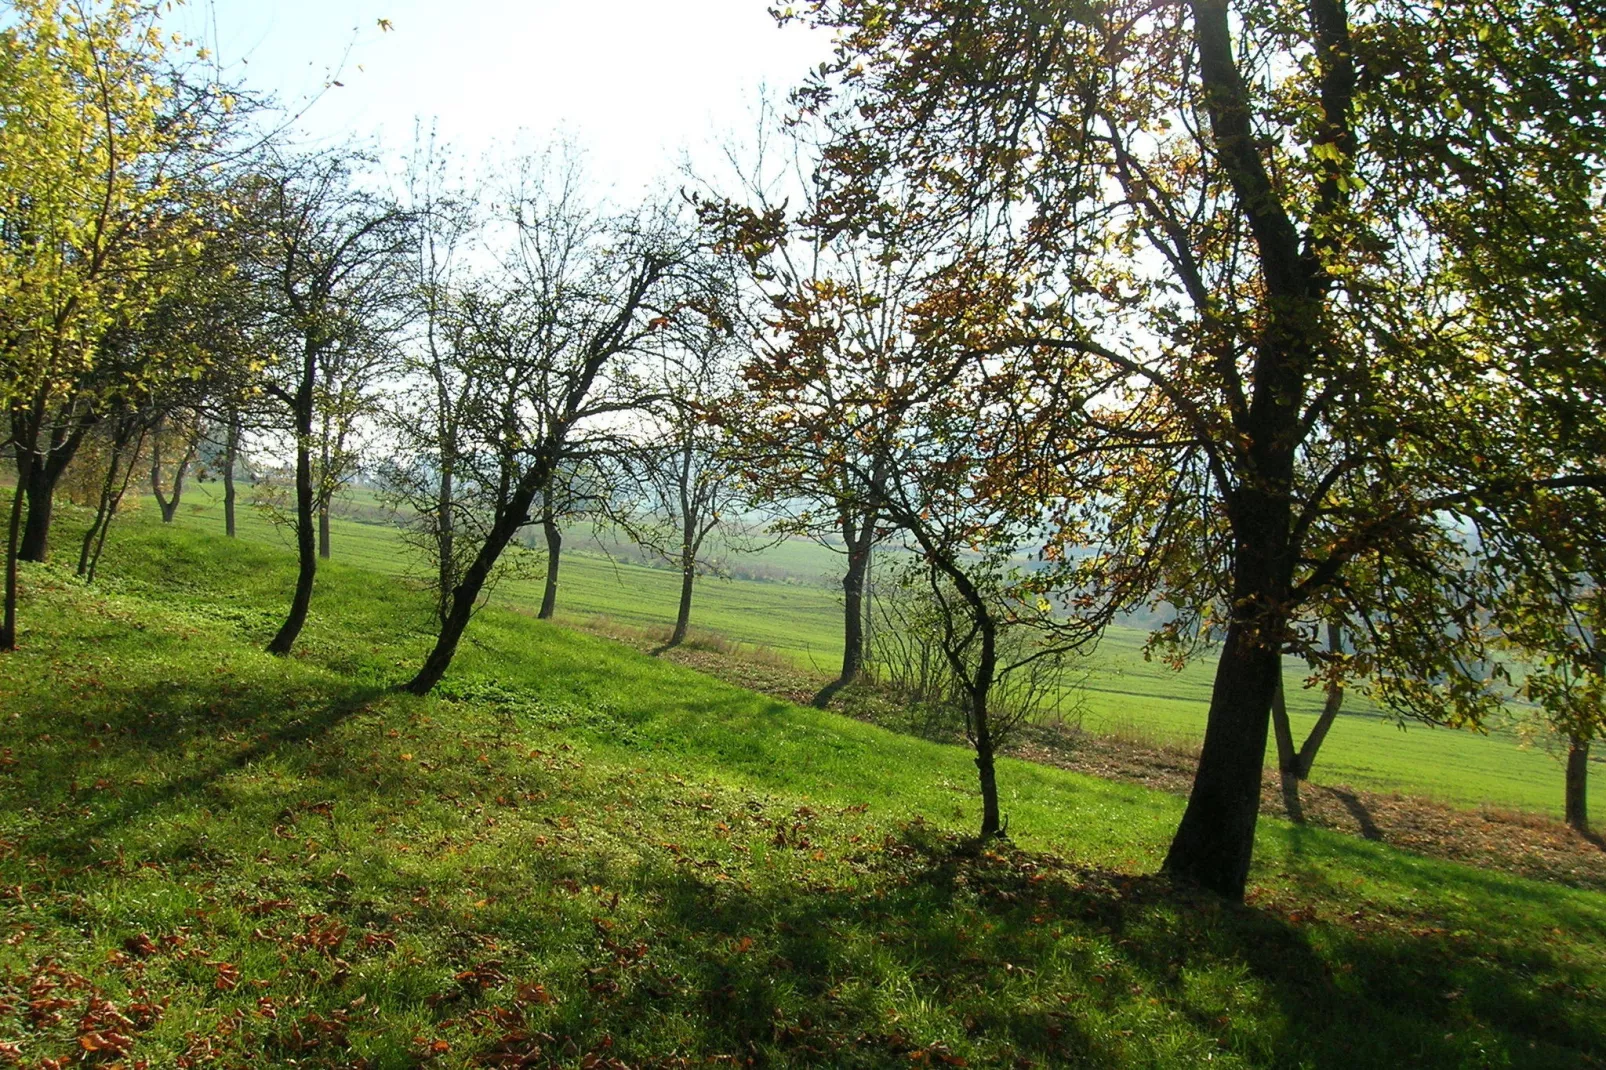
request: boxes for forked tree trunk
[538,514,560,620]
[1567,734,1591,834]
[151,429,196,524]
[79,422,146,582]
[223,412,240,538]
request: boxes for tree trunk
[436,459,454,626]
[972,666,1002,839]
[2,467,25,651]
[1567,734,1591,834]
[151,432,195,525]
[404,466,549,695]
[1162,615,1284,899]
[1294,626,1345,778]
[1269,676,1304,822]
[18,460,56,562]
[318,500,331,559]
[78,422,142,580]
[268,350,320,657]
[840,517,871,685]
[223,411,239,538]
[538,514,561,620]
[670,558,695,647]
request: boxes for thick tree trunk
[2,468,25,651]
[1163,615,1284,899]
[18,461,56,562]
[1567,734,1591,834]
[223,412,239,538]
[538,515,560,620]
[973,675,1002,839]
[404,467,549,695]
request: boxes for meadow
[0,511,1602,1067]
[159,483,1603,821]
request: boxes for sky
[173,0,833,194]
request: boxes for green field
[155,483,1602,820]
[1,513,1603,1067]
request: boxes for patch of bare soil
[582,619,1606,894]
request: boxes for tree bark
[436,458,454,626]
[1567,734,1591,834]
[223,411,239,538]
[318,500,331,560]
[18,460,57,562]
[1163,613,1284,899]
[841,514,872,684]
[538,514,561,620]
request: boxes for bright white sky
[175,0,832,194]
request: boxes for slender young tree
[237,152,410,656]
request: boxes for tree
[400,156,699,695]
[1,0,235,649]
[783,0,1606,897]
[237,152,410,656]
[612,332,762,648]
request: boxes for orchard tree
[784,0,1606,897]
[400,157,701,695]
[236,151,410,656]
[1,0,236,649]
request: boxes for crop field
[156,482,1603,820]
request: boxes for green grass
[1,511,1603,1067]
[160,483,1603,821]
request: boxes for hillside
[0,517,1602,1067]
[173,484,1602,820]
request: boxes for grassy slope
[0,514,1602,1068]
[172,485,1602,819]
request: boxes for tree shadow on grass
[2,675,387,863]
[584,826,1606,1069]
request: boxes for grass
[157,483,1603,821]
[0,509,1602,1067]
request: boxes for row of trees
[4,0,1602,904]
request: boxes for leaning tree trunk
[1269,676,1304,823]
[223,411,240,538]
[538,513,561,620]
[1567,734,1591,835]
[268,349,320,657]
[404,463,550,695]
